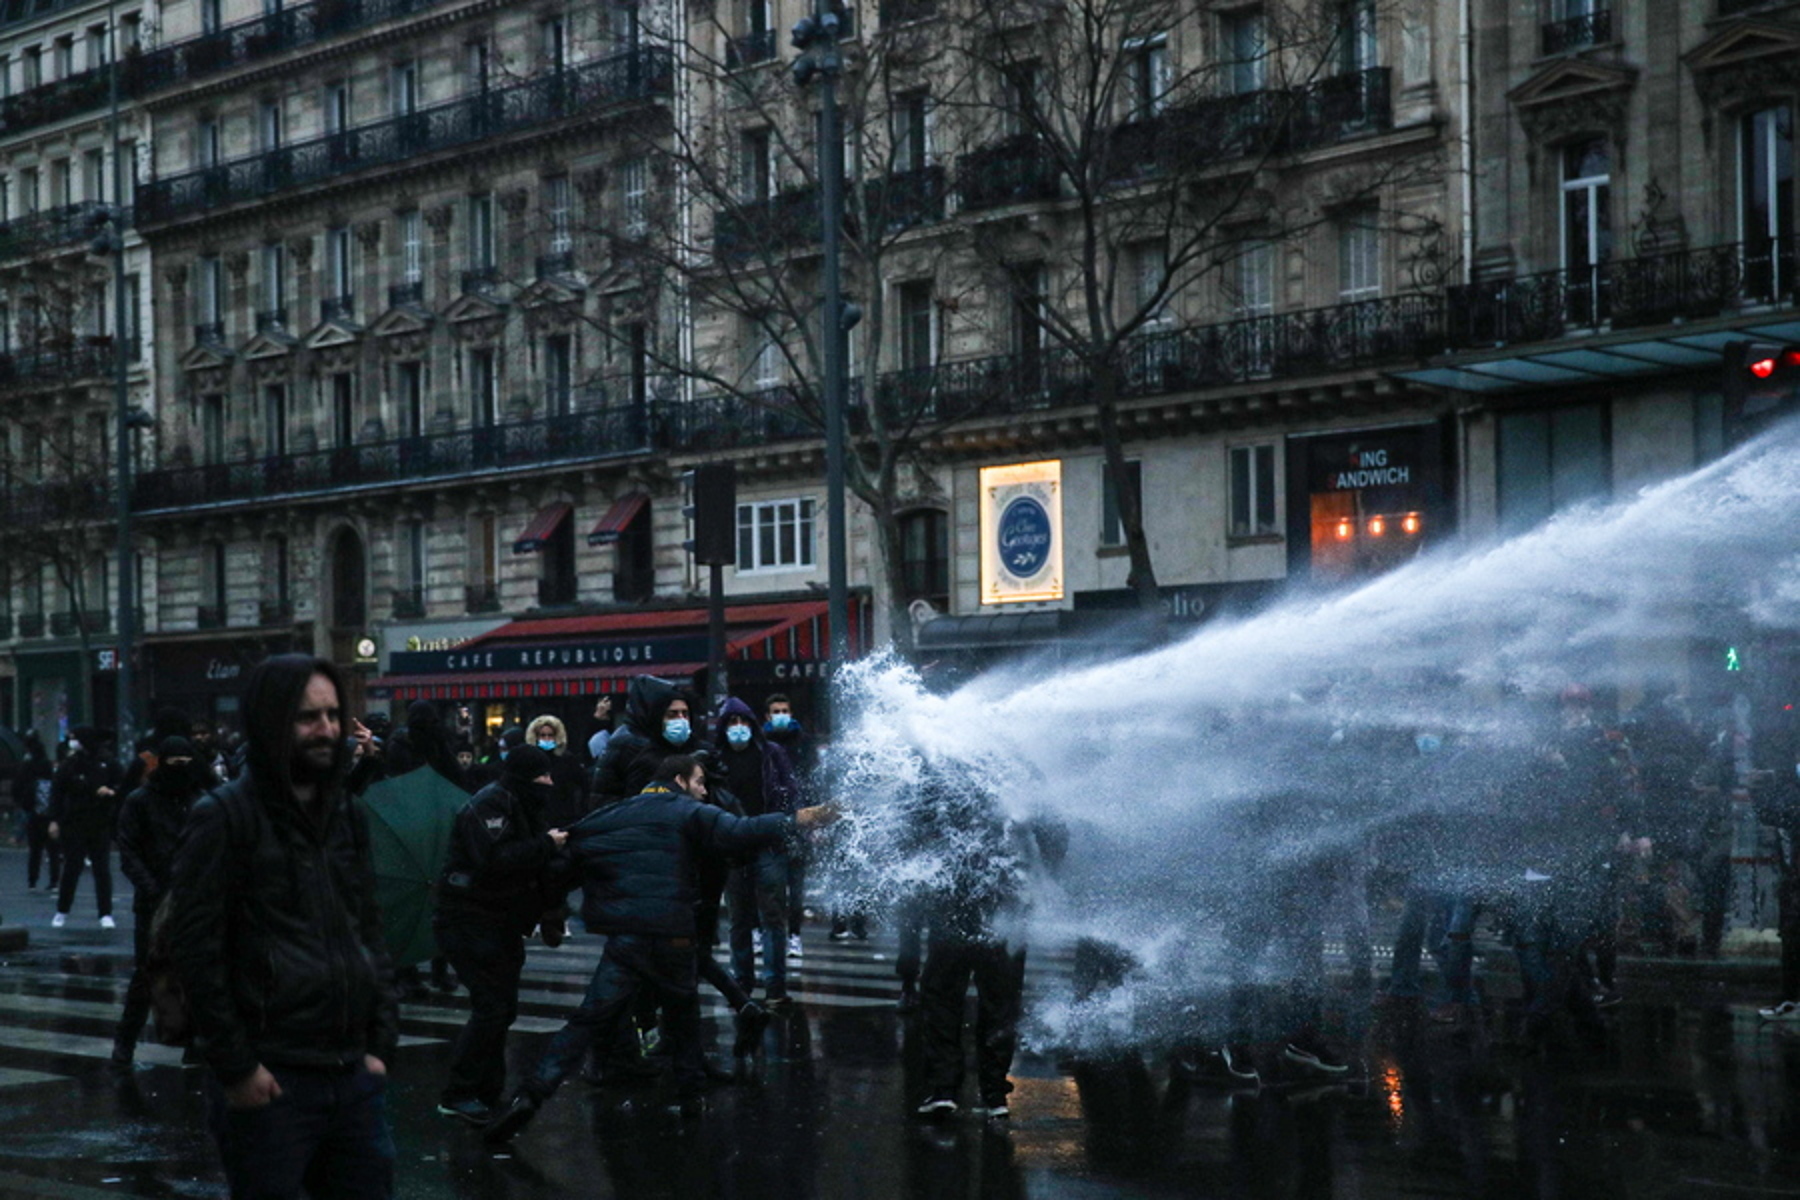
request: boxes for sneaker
[915,1094,958,1117]
[483,1095,539,1143]
[51,913,66,929]
[896,980,920,1014]
[970,1101,1010,1119]
[1760,999,1800,1021]
[1283,1035,1350,1076]
[436,1098,493,1126]
[830,925,853,942]
[1171,1045,1259,1087]
[733,1002,771,1058]
[99,915,116,930]
[1592,988,1623,1010]
[788,934,804,959]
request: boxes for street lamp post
[792,4,851,722]
[103,3,137,758]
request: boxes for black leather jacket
[115,768,204,912]
[166,769,399,1086]
[436,778,565,934]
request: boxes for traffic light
[683,462,736,566]
[1722,339,1800,444]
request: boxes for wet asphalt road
[2,846,1800,1199]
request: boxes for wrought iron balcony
[130,0,445,93]
[726,30,778,69]
[135,391,653,512]
[0,65,113,137]
[880,0,936,24]
[465,583,501,614]
[137,47,674,225]
[259,599,295,625]
[1105,68,1391,181]
[49,610,109,637]
[957,135,1062,212]
[0,201,132,261]
[461,266,501,295]
[4,478,111,522]
[712,166,948,259]
[197,604,227,629]
[1442,235,1798,351]
[1541,8,1612,53]
[536,250,576,279]
[388,280,425,308]
[392,586,425,619]
[0,342,115,389]
[321,295,356,323]
[538,576,579,607]
[18,612,45,638]
[256,308,289,333]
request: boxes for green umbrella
[357,768,471,968]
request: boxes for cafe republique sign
[390,636,712,676]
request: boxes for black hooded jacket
[48,741,121,830]
[384,700,470,793]
[115,760,208,913]
[166,655,400,1087]
[590,675,702,806]
[436,774,567,934]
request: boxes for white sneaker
[51,913,66,928]
[788,935,804,959]
[99,915,116,930]
[1760,1000,1800,1021]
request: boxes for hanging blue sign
[997,495,1053,580]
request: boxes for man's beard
[291,738,340,785]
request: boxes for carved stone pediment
[242,329,297,361]
[1685,20,1800,110]
[1508,58,1636,145]
[517,279,586,328]
[179,341,234,372]
[369,305,434,339]
[303,320,363,352]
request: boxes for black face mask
[518,780,556,811]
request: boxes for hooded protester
[525,714,590,829]
[432,745,572,1125]
[165,655,400,1199]
[590,676,703,807]
[112,735,210,1066]
[385,700,470,793]
[48,726,122,929]
[714,697,800,1006]
[19,731,59,892]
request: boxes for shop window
[1229,444,1277,538]
[736,498,816,572]
[1498,403,1609,535]
[899,508,949,608]
[1101,459,1142,547]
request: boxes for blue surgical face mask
[537,739,558,752]
[1415,733,1443,756]
[726,725,753,748]
[664,718,691,745]
[769,713,793,731]
[499,748,510,760]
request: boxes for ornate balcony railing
[880,0,936,23]
[957,135,1062,212]
[392,586,425,619]
[131,0,444,92]
[1541,8,1612,53]
[388,281,425,308]
[5,478,111,522]
[1443,236,1798,350]
[137,47,674,224]
[197,604,227,629]
[18,612,45,638]
[538,577,579,607]
[50,610,109,637]
[465,583,501,614]
[135,393,653,512]
[0,342,115,388]
[712,165,948,259]
[0,65,113,136]
[725,30,778,69]
[321,295,356,323]
[0,201,131,260]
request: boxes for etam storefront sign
[390,636,711,676]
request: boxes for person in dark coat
[525,714,590,829]
[165,654,400,1199]
[49,726,122,928]
[589,676,702,807]
[485,754,837,1141]
[19,731,59,891]
[432,746,571,1125]
[111,736,209,1065]
[715,696,800,1005]
[384,700,469,793]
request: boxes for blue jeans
[728,850,789,999]
[523,933,703,1104]
[204,1063,394,1200]
[1388,886,1480,1004]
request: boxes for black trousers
[56,821,112,918]
[116,905,156,1050]
[435,917,528,1108]
[26,811,60,889]
[919,934,1026,1102]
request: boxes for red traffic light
[1752,357,1778,378]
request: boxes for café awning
[587,492,649,546]
[513,501,573,554]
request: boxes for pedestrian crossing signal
[1726,646,1743,672]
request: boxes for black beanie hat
[503,745,553,783]
[158,735,196,760]
[498,726,526,750]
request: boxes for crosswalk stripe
[0,1067,66,1089]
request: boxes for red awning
[513,501,573,554]
[467,600,831,648]
[374,662,703,703]
[587,492,649,546]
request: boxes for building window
[1339,0,1378,72]
[1337,210,1380,301]
[1742,106,1793,296]
[327,226,354,306]
[324,81,351,134]
[466,39,491,93]
[201,395,226,465]
[747,320,782,389]
[1561,137,1611,323]
[82,149,105,203]
[19,166,37,214]
[1124,35,1171,120]
[399,209,423,284]
[614,498,653,603]
[121,13,142,53]
[261,242,286,314]
[259,100,282,150]
[891,91,929,172]
[49,159,70,208]
[197,118,221,167]
[392,60,419,115]
[740,129,773,202]
[899,508,949,607]
[468,193,495,268]
[468,347,497,425]
[543,333,572,416]
[197,255,224,326]
[87,281,108,338]
[472,513,499,588]
[1234,239,1274,314]
[404,519,427,590]
[544,174,572,254]
[331,373,355,446]
[269,535,290,610]
[610,1,641,48]
[620,157,648,235]
[53,36,73,80]
[1100,459,1143,547]
[1497,404,1609,534]
[543,15,569,68]
[737,498,816,571]
[87,24,108,69]
[897,279,934,370]
[1224,9,1267,95]
[201,0,223,34]
[22,46,41,89]
[205,541,228,617]
[1001,60,1042,139]
[1130,240,1169,325]
[1229,444,1278,537]
[264,384,287,456]
[396,360,425,437]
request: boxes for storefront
[14,647,97,745]
[1284,422,1455,584]
[144,633,300,731]
[369,597,864,746]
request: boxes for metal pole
[818,14,850,686]
[108,2,136,759]
[707,561,727,717]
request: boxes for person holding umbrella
[432,745,570,1126]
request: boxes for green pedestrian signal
[1726,646,1743,672]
